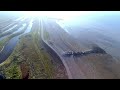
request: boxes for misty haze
[0,11,120,79]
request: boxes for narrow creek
[0,19,33,64]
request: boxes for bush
[4,64,21,79]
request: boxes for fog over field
[58,11,120,61]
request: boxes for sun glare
[20,11,87,20]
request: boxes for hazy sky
[0,11,120,20]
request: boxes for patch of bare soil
[20,62,29,79]
[75,53,119,79]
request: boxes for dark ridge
[92,46,106,54]
[22,73,29,79]
[63,46,106,57]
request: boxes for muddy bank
[41,38,68,79]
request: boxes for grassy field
[0,19,68,79]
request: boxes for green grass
[4,63,22,79]
[0,24,28,79]
[0,19,56,79]
[31,21,54,78]
[0,37,9,50]
[0,41,22,79]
